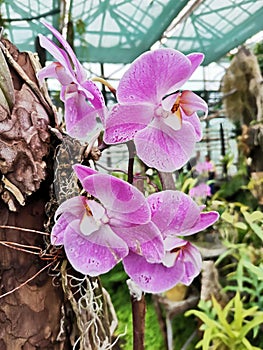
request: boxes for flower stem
[158,171,176,190]
[131,294,146,350]
[127,140,136,184]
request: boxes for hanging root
[61,261,119,350]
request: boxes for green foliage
[186,292,263,350]
[210,200,263,246]
[101,264,166,350]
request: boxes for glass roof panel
[162,0,263,65]
[1,0,263,65]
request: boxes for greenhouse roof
[1,0,263,66]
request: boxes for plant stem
[127,140,136,184]
[158,171,176,190]
[131,294,146,350]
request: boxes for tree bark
[0,36,116,349]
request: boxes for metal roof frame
[1,0,263,66]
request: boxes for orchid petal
[64,220,128,276]
[183,111,203,141]
[161,92,180,111]
[80,213,101,236]
[113,221,164,263]
[162,112,181,130]
[123,252,185,294]
[74,165,150,220]
[187,53,204,75]
[117,49,192,104]
[134,120,196,172]
[104,103,154,144]
[63,85,98,138]
[38,34,75,78]
[177,242,202,285]
[41,20,87,83]
[51,213,68,245]
[37,62,73,86]
[82,80,106,123]
[148,191,200,236]
[185,211,219,236]
[180,90,208,117]
[54,196,86,222]
[73,164,97,180]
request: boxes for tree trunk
[0,35,116,349]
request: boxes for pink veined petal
[54,196,86,222]
[64,220,128,276]
[117,49,192,105]
[73,164,97,181]
[113,221,164,263]
[180,90,208,118]
[134,119,197,172]
[187,53,205,76]
[147,191,200,236]
[74,165,150,219]
[41,20,87,83]
[182,111,203,142]
[184,211,219,236]
[123,252,185,294]
[104,103,154,144]
[64,85,98,138]
[177,242,202,285]
[51,213,68,245]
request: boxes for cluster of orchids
[37,21,219,294]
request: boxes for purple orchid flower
[189,183,211,199]
[123,190,219,293]
[37,21,105,139]
[103,48,207,172]
[51,164,164,276]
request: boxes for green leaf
[221,211,235,224]
[234,222,248,230]
[233,292,243,330]
[239,315,263,338]
[0,47,15,110]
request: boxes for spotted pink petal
[113,221,164,263]
[104,103,154,144]
[123,251,185,293]
[134,119,197,172]
[64,220,128,276]
[117,49,193,104]
[74,165,151,221]
[147,190,200,236]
